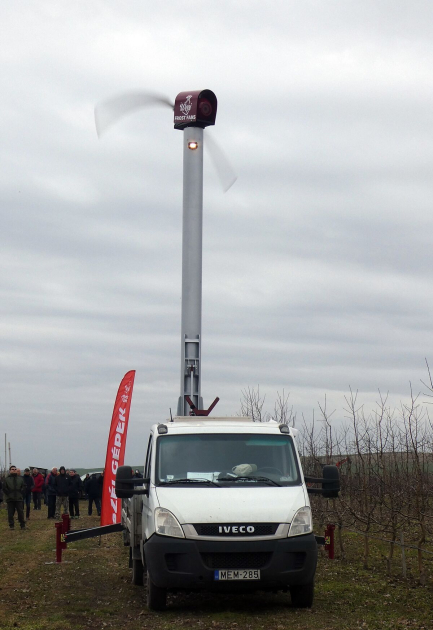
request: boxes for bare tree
[239,386,270,422]
[239,371,433,579]
[239,386,296,425]
[273,389,296,426]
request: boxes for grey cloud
[1,1,433,467]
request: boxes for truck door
[142,434,154,541]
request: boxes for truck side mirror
[322,465,340,499]
[115,465,134,499]
[115,466,149,498]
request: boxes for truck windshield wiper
[217,475,281,487]
[158,478,220,487]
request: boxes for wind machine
[95,89,236,417]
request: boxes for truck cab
[117,416,339,610]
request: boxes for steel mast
[174,90,218,417]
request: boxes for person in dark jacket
[82,473,90,499]
[3,465,26,529]
[68,470,82,518]
[31,468,44,510]
[22,468,34,520]
[55,466,70,519]
[42,472,48,505]
[99,470,104,511]
[85,473,102,516]
[45,467,58,519]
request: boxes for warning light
[188,141,198,150]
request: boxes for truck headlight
[288,506,313,537]
[154,508,185,538]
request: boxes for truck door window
[144,436,152,480]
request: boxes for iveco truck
[116,415,339,610]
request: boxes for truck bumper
[144,533,318,592]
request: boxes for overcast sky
[1,1,433,469]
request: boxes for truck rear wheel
[146,571,167,611]
[132,558,144,586]
[290,581,314,608]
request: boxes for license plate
[214,569,260,581]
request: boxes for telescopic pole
[177,127,204,416]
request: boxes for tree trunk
[363,533,369,569]
[386,535,396,576]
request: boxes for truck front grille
[194,523,279,537]
[201,552,271,569]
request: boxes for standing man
[99,470,104,512]
[86,473,102,517]
[68,470,82,519]
[31,468,44,510]
[46,466,58,519]
[55,466,70,519]
[22,468,34,520]
[82,473,90,499]
[3,465,26,530]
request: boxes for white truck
[116,415,339,610]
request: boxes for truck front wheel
[146,571,167,611]
[290,581,314,608]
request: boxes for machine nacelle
[174,89,217,130]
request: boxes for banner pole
[100,371,136,527]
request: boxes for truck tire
[290,581,314,608]
[146,571,167,611]
[132,558,144,586]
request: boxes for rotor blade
[95,91,174,137]
[205,133,237,193]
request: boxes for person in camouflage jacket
[3,465,25,529]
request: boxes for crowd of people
[0,464,104,530]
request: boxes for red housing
[174,89,217,130]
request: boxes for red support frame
[185,395,219,416]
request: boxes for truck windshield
[155,433,300,487]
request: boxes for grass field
[0,504,432,630]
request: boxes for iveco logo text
[218,525,255,534]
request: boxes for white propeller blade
[95,90,237,192]
[95,91,174,137]
[205,132,237,193]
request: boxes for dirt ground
[0,504,432,630]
